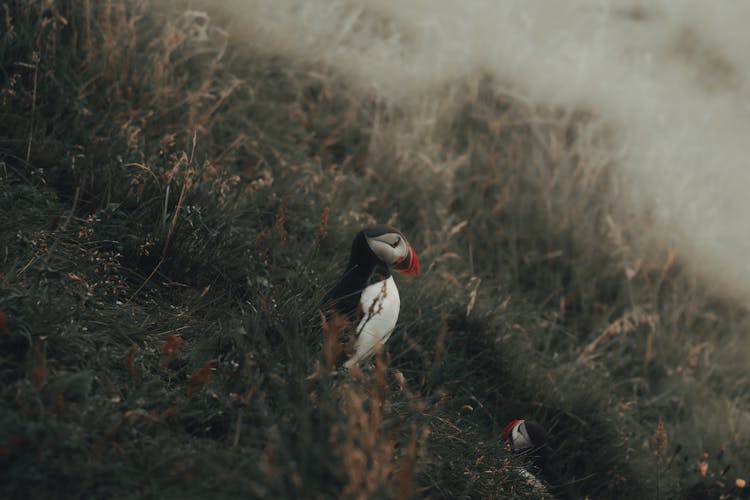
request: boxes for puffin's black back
[523,421,571,500]
[524,421,552,462]
[321,230,391,321]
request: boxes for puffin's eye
[390,237,401,248]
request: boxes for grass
[2,1,749,498]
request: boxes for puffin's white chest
[345,276,400,367]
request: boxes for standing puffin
[503,419,570,499]
[321,225,419,369]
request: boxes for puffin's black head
[353,225,419,277]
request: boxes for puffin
[321,225,419,369]
[503,419,571,499]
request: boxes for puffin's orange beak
[394,244,419,277]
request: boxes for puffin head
[503,419,531,452]
[502,419,551,454]
[361,225,419,276]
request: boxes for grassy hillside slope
[2,2,749,498]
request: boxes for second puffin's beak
[393,244,419,277]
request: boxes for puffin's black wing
[320,259,389,323]
[320,278,362,322]
[318,270,367,365]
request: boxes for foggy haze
[212,0,750,299]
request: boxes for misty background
[209,0,750,301]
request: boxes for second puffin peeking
[321,225,419,369]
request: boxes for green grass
[2,1,749,498]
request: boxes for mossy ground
[2,2,749,498]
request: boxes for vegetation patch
[2,1,748,498]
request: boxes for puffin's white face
[366,232,406,265]
[503,419,533,452]
[364,226,419,276]
[510,421,533,452]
